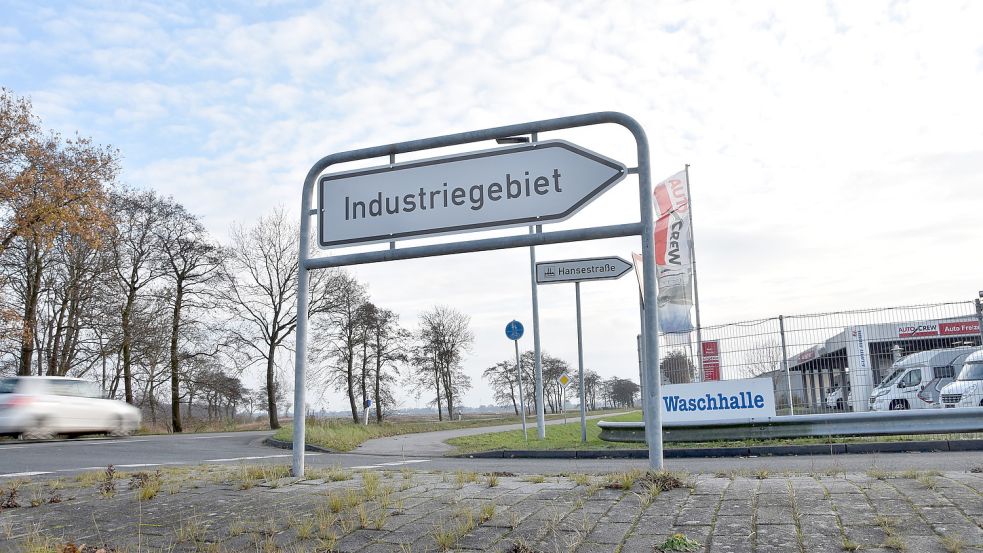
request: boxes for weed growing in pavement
[605,469,640,490]
[571,473,591,486]
[129,470,163,501]
[641,470,687,492]
[0,482,20,510]
[658,533,702,552]
[874,516,906,551]
[506,540,537,553]
[98,465,117,498]
[842,538,860,551]
[362,471,381,499]
[74,471,102,487]
[753,469,770,480]
[486,473,499,488]
[318,533,339,552]
[175,516,207,543]
[916,473,939,490]
[941,534,965,553]
[478,502,496,524]
[227,517,245,537]
[293,516,315,540]
[372,508,389,530]
[522,475,546,484]
[455,470,479,487]
[356,504,370,528]
[866,468,895,480]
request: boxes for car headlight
[963,384,978,395]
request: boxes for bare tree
[221,208,341,429]
[414,306,473,420]
[743,340,783,378]
[483,360,521,414]
[660,350,694,384]
[316,273,367,423]
[109,188,166,403]
[157,200,223,432]
[365,305,408,423]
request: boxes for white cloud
[5,0,983,410]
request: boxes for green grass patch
[445,412,983,454]
[275,410,627,452]
[447,412,643,453]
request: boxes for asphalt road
[2,430,982,478]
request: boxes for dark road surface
[2,430,981,478]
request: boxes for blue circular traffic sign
[505,320,524,341]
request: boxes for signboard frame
[291,111,663,477]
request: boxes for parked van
[825,386,851,410]
[868,346,978,411]
[940,350,983,408]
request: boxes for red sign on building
[939,321,981,336]
[701,340,720,381]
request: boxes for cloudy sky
[3,1,982,410]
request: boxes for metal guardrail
[597,407,983,443]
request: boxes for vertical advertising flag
[653,170,694,333]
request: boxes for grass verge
[445,411,983,454]
[274,409,628,452]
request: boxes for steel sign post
[292,112,660,477]
[506,320,528,442]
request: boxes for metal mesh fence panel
[657,299,982,415]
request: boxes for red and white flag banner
[653,169,694,333]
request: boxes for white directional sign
[318,140,626,248]
[536,256,633,284]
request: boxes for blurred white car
[0,376,141,439]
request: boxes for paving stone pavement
[1,465,981,552]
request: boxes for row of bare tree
[481,352,638,414]
[0,88,476,431]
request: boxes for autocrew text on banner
[652,169,694,333]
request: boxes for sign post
[292,112,662,477]
[506,320,528,442]
[559,374,569,424]
[536,256,633,443]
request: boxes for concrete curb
[263,437,337,454]
[453,439,983,459]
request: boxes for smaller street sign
[505,320,524,341]
[364,399,372,408]
[559,375,570,386]
[536,256,633,285]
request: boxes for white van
[868,347,978,411]
[825,386,851,410]
[940,350,983,408]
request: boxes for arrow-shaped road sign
[535,256,633,285]
[318,140,627,248]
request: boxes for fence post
[779,315,794,415]
[975,298,983,347]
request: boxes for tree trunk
[17,245,43,376]
[346,349,358,423]
[266,341,280,429]
[170,285,184,433]
[120,285,137,403]
[374,333,382,423]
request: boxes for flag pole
[685,164,705,381]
